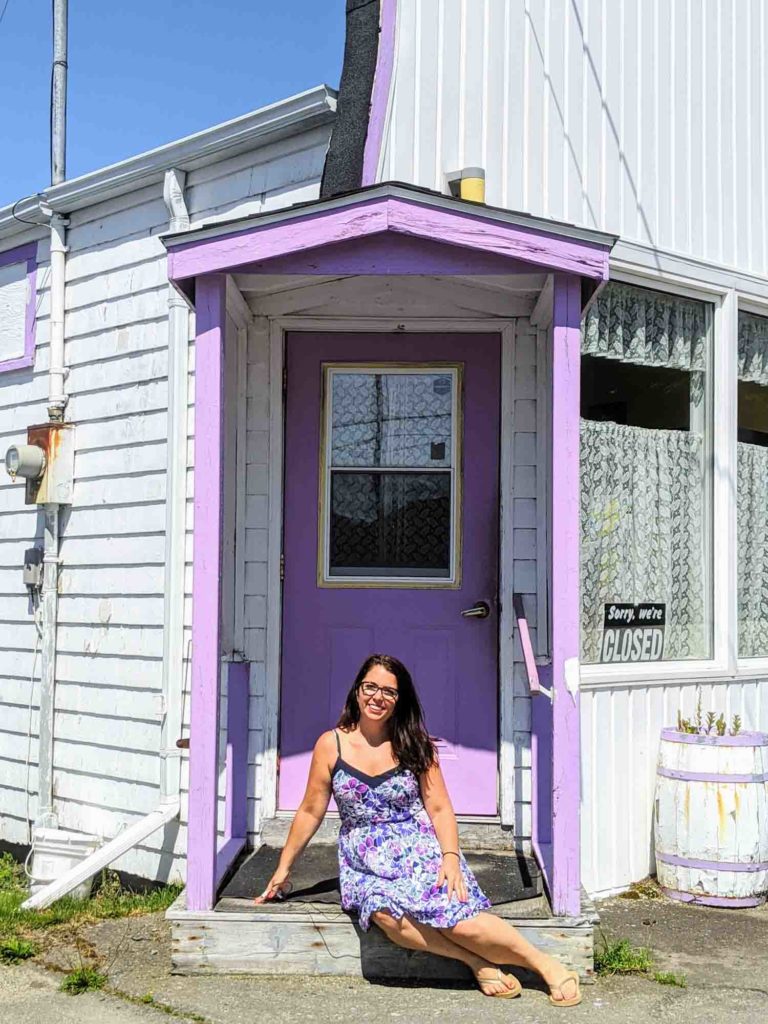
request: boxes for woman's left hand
[437,854,468,902]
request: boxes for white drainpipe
[23,173,191,909]
[160,168,191,803]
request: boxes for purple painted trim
[166,196,611,284]
[513,593,543,696]
[548,274,583,918]
[657,766,768,784]
[661,728,768,747]
[661,887,766,908]
[187,274,227,913]
[0,241,38,374]
[657,851,768,873]
[361,0,397,185]
[224,661,250,843]
[215,836,247,887]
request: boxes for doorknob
[461,601,490,619]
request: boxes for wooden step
[260,814,519,850]
[168,888,598,981]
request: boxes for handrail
[512,593,552,700]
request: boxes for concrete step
[260,814,519,850]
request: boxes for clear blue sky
[0,1,345,208]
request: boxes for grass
[60,966,107,995]
[594,936,654,976]
[124,993,208,1021]
[653,971,687,988]
[0,937,38,964]
[0,853,182,949]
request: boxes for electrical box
[20,423,75,504]
[23,548,43,588]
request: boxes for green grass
[0,936,38,964]
[653,971,687,988]
[124,993,208,1021]
[594,937,654,976]
[60,966,107,995]
[0,856,182,949]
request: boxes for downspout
[23,171,190,910]
[160,168,191,804]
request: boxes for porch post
[187,273,227,912]
[550,273,582,917]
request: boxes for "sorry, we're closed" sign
[601,603,666,663]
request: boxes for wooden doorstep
[167,890,598,981]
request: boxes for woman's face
[356,664,399,727]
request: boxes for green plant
[0,853,25,893]
[60,966,107,995]
[653,971,687,988]
[677,693,742,736]
[594,936,654,976]
[0,937,37,963]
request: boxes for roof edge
[0,85,337,244]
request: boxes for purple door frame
[169,187,613,913]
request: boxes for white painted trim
[234,323,248,656]
[498,323,517,826]
[530,275,553,329]
[259,319,285,824]
[714,290,738,675]
[226,277,253,331]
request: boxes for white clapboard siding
[581,677,768,897]
[379,0,768,278]
[0,119,327,870]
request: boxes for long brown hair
[336,654,437,777]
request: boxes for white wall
[0,123,330,881]
[581,677,768,897]
[380,0,768,277]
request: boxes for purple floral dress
[331,731,491,931]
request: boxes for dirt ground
[4,888,767,1023]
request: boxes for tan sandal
[475,967,522,999]
[548,969,582,1007]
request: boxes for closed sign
[601,603,666,663]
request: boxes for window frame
[0,241,37,374]
[317,361,464,589]
[579,269,733,687]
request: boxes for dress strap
[333,729,342,757]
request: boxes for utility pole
[51,0,68,185]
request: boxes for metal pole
[51,0,68,185]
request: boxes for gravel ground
[2,889,766,1023]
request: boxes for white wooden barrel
[654,727,768,907]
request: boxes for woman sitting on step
[255,653,581,1006]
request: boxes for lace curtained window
[737,311,768,658]
[580,282,712,664]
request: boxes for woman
[255,654,581,1006]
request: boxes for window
[579,282,713,664]
[737,311,768,659]
[319,365,461,586]
[0,242,37,373]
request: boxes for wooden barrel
[654,727,768,907]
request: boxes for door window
[319,364,462,586]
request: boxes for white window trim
[580,270,744,688]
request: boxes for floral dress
[331,730,492,931]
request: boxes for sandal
[475,966,522,999]
[548,969,582,1007]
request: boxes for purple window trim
[657,766,768,784]
[0,241,37,374]
[656,851,768,873]
[661,888,765,908]
[361,0,397,186]
[660,727,768,747]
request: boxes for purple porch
[163,184,614,975]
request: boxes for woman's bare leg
[439,912,579,1003]
[370,911,518,996]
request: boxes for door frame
[259,315,528,828]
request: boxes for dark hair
[336,654,437,777]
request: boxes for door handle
[461,601,490,619]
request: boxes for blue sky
[0,1,345,207]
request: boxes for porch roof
[162,182,616,297]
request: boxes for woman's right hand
[253,866,292,903]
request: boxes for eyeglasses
[359,681,399,702]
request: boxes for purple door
[279,332,500,815]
